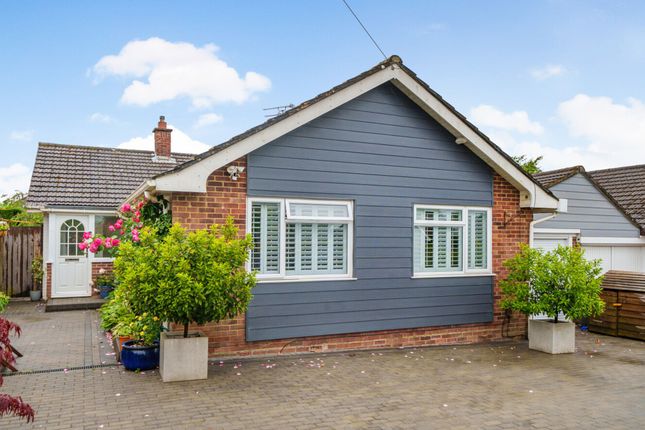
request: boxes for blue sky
[2,0,645,196]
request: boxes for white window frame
[412,204,492,278]
[247,197,354,282]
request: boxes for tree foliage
[512,155,543,175]
[113,218,255,337]
[500,244,605,322]
[0,192,42,227]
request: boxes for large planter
[160,331,208,382]
[121,340,159,371]
[528,319,575,354]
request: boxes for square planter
[528,319,575,354]
[160,331,208,382]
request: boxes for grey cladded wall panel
[535,173,639,238]
[246,82,495,341]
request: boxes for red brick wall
[172,169,532,358]
[171,157,246,233]
[45,262,52,300]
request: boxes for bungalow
[532,166,645,273]
[28,56,560,356]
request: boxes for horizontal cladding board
[251,284,491,306]
[249,294,492,318]
[247,312,493,341]
[251,155,490,182]
[249,179,492,201]
[250,167,491,191]
[248,302,492,329]
[252,276,493,295]
[250,145,487,172]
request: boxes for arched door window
[60,219,85,257]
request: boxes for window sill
[91,258,115,263]
[257,277,358,284]
[411,272,495,279]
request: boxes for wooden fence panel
[0,226,42,296]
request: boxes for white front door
[54,216,90,297]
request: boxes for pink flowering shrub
[79,197,170,256]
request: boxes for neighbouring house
[533,166,645,273]
[28,55,560,357]
[26,117,193,299]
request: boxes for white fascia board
[41,208,117,215]
[580,236,645,246]
[154,64,558,210]
[124,180,156,204]
[155,66,397,193]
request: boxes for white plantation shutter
[414,206,489,275]
[250,202,280,274]
[468,210,487,269]
[285,222,347,275]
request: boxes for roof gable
[536,166,643,234]
[149,56,557,210]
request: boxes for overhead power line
[341,0,387,60]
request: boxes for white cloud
[0,163,31,197]
[93,37,271,108]
[470,105,544,135]
[530,64,567,80]
[9,130,35,142]
[194,113,223,128]
[476,95,645,171]
[118,124,210,154]
[89,112,114,124]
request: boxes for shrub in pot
[30,256,43,301]
[95,271,116,299]
[500,244,605,354]
[114,219,255,382]
[117,312,161,371]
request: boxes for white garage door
[534,237,570,252]
[583,245,645,273]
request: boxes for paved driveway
[1,301,644,429]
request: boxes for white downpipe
[529,213,557,248]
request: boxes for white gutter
[529,214,558,248]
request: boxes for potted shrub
[114,219,255,382]
[95,270,116,299]
[501,244,605,354]
[30,256,43,301]
[118,312,161,371]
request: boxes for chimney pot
[153,115,172,158]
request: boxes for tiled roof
[590,164,645,230]
[532,166,584,188]
[26,143,194,209]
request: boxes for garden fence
[0,226,42,296]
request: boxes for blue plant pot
[98,284,114,299]
[120,340,159,371]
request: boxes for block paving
[1,301,644,429]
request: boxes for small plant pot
[98,285,114,299]
[121,340,159,371]
[528,319,575,354]
[117,336,132,352]
[29,290,42,301]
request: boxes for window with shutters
[413,205,491,277]
[248,198,353,280]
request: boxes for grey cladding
[245,83,495,341]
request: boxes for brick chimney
[153,115,172,158]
